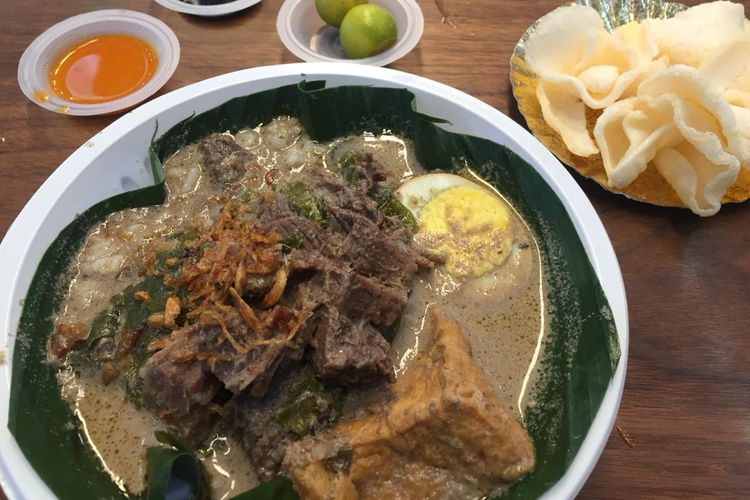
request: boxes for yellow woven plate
[510,0,750,208]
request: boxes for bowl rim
[152,0,262,17]
[17,9,181,116]
[0,62,628,500]
[276,0,424,66]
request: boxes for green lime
[315,0,368,28]
[339,4,398,59]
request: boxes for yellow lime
[339,4,398,59]
[315,0,368,28]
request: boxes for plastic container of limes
[276,0,423,66]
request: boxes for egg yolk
[49,35,157,104]
[415,184,513,278]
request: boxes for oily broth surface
[52,116,546,496]
[325,132,416,182]
[58,367,257,497]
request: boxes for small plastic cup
[153,0,262,17]
[17,10,180,116]
[276,0,424,66]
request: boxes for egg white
[395,173,476,217]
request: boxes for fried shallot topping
[150,202,305,355]
[177,205,283,309]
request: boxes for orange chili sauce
[49,34,158,104]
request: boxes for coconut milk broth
[391,184,547,420]
[53,117,547,496]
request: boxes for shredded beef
[310,306,392,384]
[342,274,406,326]
[310,175,382,223]
[199,133,253,187]
[206,311,288,395]
[140,307,309,443]
[245,171,426,382]
[139,324,221,446]
[243,171,425,367]
[332,208,420,284]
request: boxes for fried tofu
[284,306,535,499]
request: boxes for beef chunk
[140,308,307,447]
[307,173,382,223]
[140,325,221,446]
[284,308,536,499]
[289,265,347,310]
[199,133,253,187]
[268,215,334,253]
[288,265,402,382]
[244,179,423,384]
[286,248,330,275]
[249,191,337,254]
[226,366,341,481]
[333,208,419,284]
[342,274,406,326]
[212,342,286,395]
[292,263,406,329]
[192,309,308,396]
[310,307,392,383]
[203,311,290,395]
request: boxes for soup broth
[51,117,548,498]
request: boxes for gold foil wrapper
[510,0,750,208]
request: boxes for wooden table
[1,0,748,498]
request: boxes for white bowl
[153,0,262,17]
[276,0,424,66]
[0,63,628,499]
[17,10,180,116]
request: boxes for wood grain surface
[1,0,749,498]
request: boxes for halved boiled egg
[395,173,515,279]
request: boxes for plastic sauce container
[18,10,180,116]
